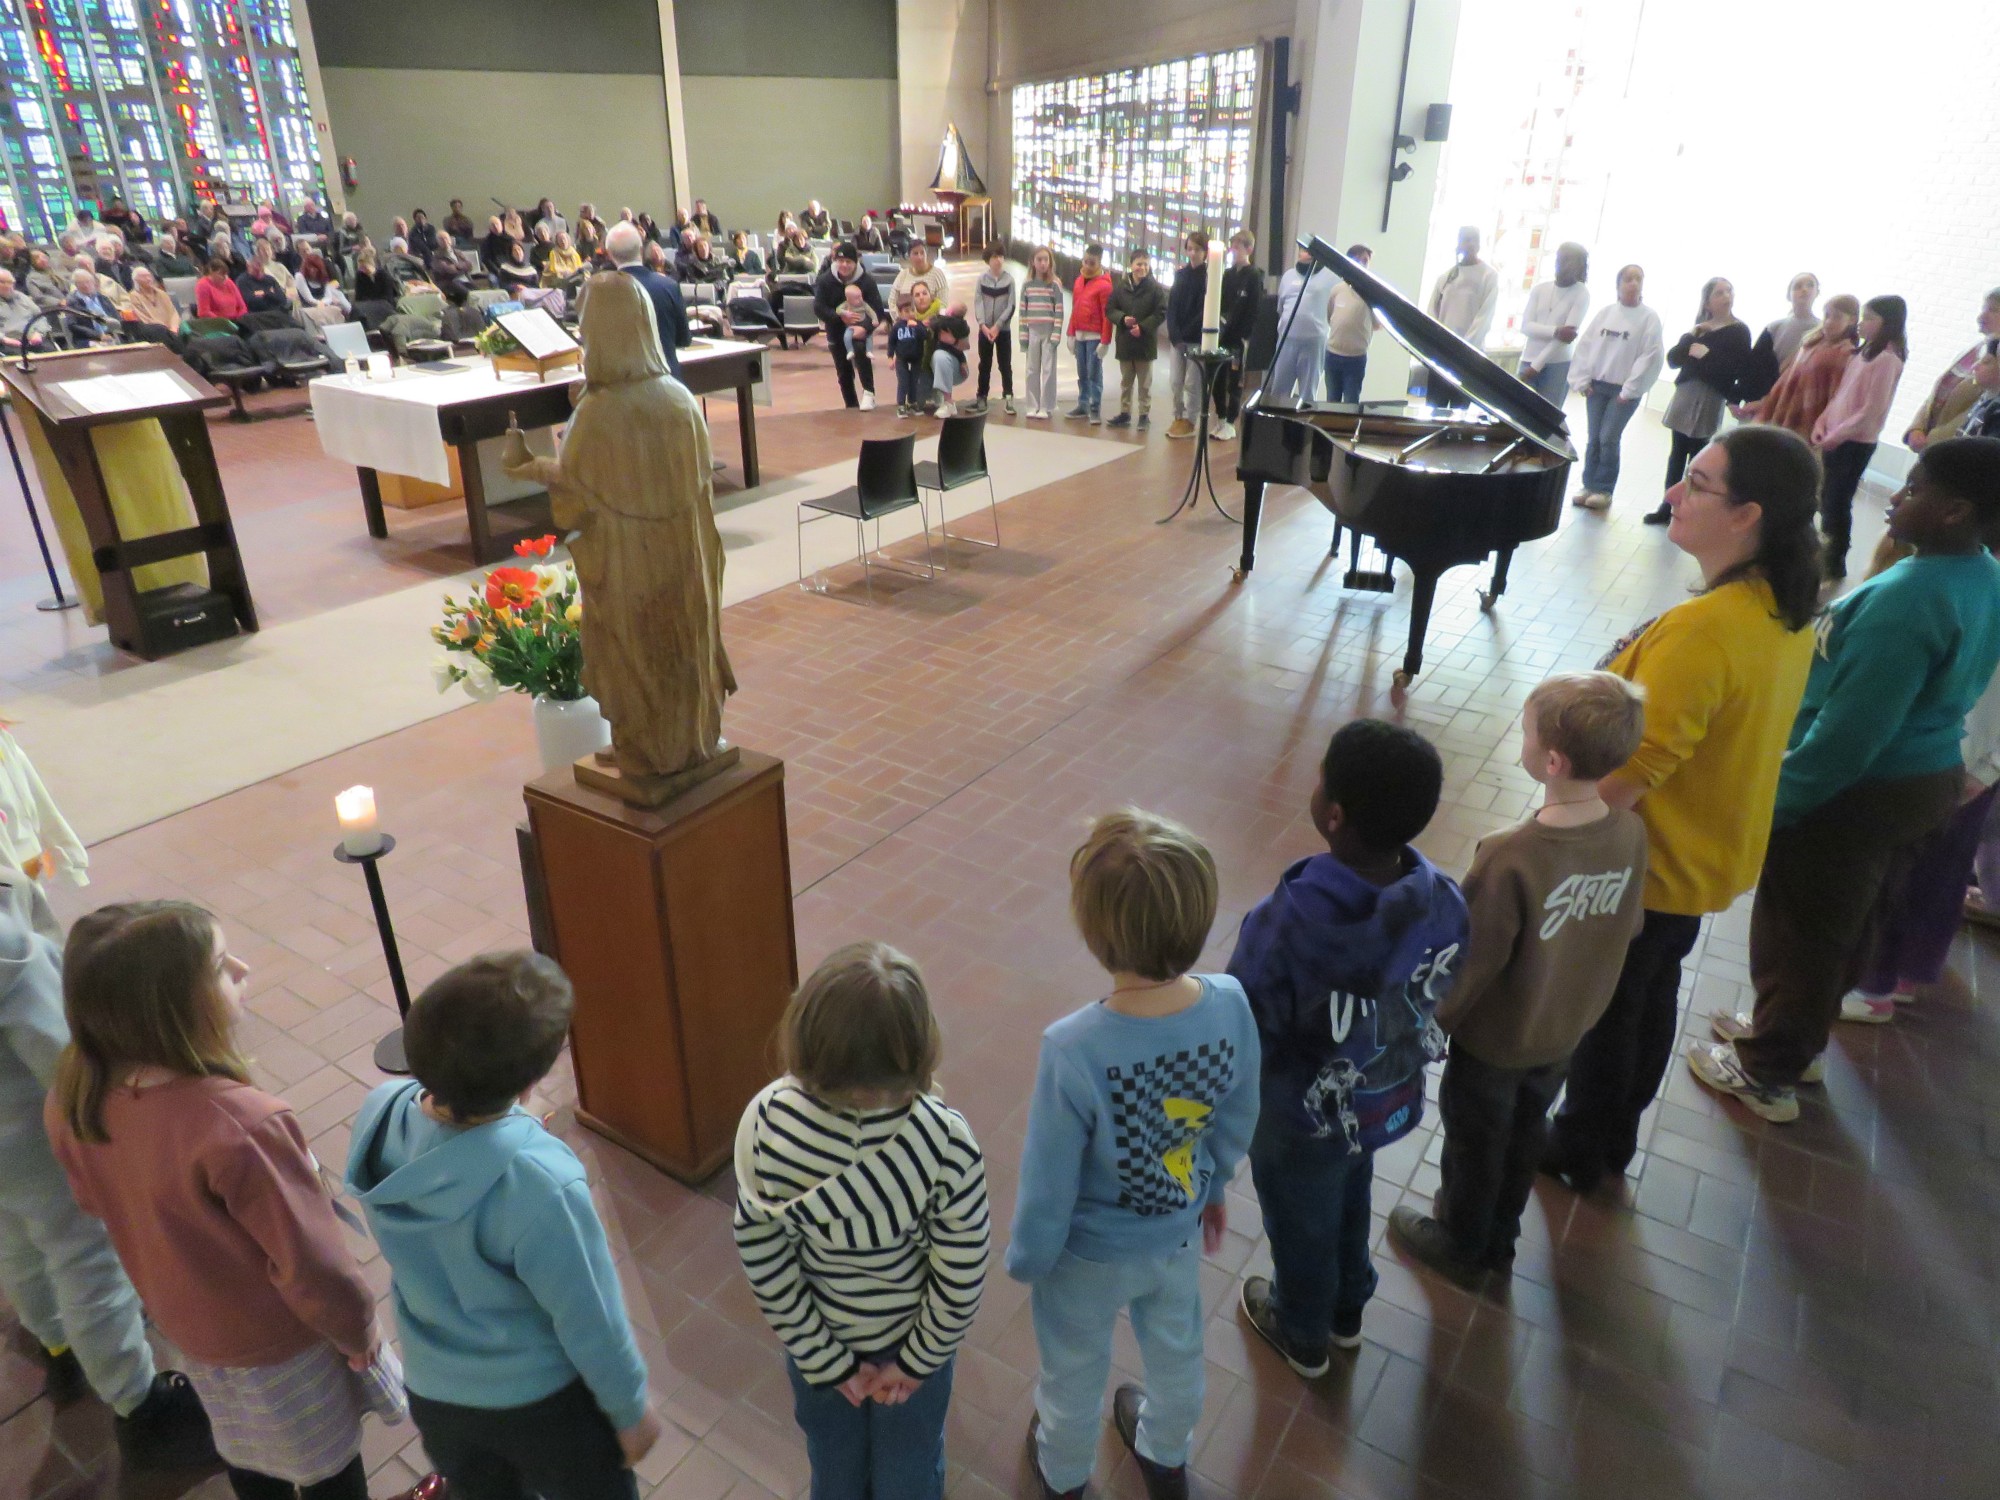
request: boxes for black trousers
[1436,1044,1568,1264]
[829,331,874,405]
[225,1456,366,1500]
[1817,440,1877,575]
[977,330,1013,398]
[1544,910,1703,1190]
[1664,429,1705,499]
[408,1380,638,1500]
[1214,350,1244,421]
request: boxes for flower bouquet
[431,536,584,703]
[471,322,522,359]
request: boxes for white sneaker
[1028,407,1049,421]
[858,390,876,411]
[1685,1040,1799,1122]
[934,400,956,418]
[1838,991,1897,1024]
[1211,420,1237,441]
[1710,1012,1824,1083]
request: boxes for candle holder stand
[1158,348,1240,526]
[1,394,80,613]
[335,835,414,1074]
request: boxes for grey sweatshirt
[973,271,1016,331]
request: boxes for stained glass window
[1011,46,1258,267]
[0,0,324,243]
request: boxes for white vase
[532,694,610,774]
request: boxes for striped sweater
[732,1079,989,1386]
[1017,278,1065,340]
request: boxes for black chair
[797,434,938,600]
[914,411,999,559]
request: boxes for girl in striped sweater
[733,942,990,1500]
[1018,247,1065,420]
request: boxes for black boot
[1641,502,1672,525]
[116,1370,219,1470]
[1113,1384,1190,1500]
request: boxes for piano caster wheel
[1478,591,1498,613]
[1230,566,1247,584]
[1392,670,1413,693]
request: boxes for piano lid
[1298,236,1572,462]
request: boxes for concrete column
[289,0,345,216]
[896,0,990,209]
[654,0,692,213]
[1290,0,1462,398]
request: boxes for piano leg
[1396,571,1440,689]
[1331,518,1344,557]
[1479,546,1516,613]
[1233,479,1264,582]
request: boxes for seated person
[494,240,540,293]
[248,239,297,305]
[0,268,49,350]
[689,198,722,237]
[152,233,198,278]
[643,241,673,277]
[800,200,833,238]
[481,216,512,276]
[439,284,485,344]
[530,220,556,272]
[407,209,441,262]
[124,266,184,338]
[352,247,399,305]
[295,198,331,238]
[768,228,817,281]
[543,231,583,285]
[852,213,887,254]
[429,233,472,295]
[728,230,762,277]
[195,257,248,319]
[206,231,245,279]
[928,310,971,417]
[296,253,352,326]
[331,212,366,276]
[676,234,729,288]
[62,268,121,344]
[236,254,289,316]
[22,251,65,310]
[385,236,428,284]
[93,236,135,289]
[442,200,475,242]
[267,225,301,274]
[574,221,604,268]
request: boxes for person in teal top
[1690,436,2000,1120]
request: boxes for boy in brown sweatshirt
[1390,672,1649,1286]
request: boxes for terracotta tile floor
[6,361,1997,1500]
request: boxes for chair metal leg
[858,518,872,603]
[937,478,1002,552]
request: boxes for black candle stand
[1158,348,1240,526]
[335,835,414,1074]
[1,394,80,612]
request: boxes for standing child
[1810,293,1909,580]
[1106,250,1166,431]
[972,245,1016,415]
[1018,247,1065,420]
[1065,244,1113,424]
[346,952,661,1500]
[1212,229,1265,442]
[1228,720,1467,1376]
[1163,231,1209,439]
[1388,675,1649,1285]
[47,902,416,1500]
[893,282,940,417]
[0,874,216,1468]
[1009,810,1259,1500]
[734,942,990,1500]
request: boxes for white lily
[460,658,501,702]
[431,655,463,695]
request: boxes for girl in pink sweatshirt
[1811,294,1907,580]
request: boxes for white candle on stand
[335,786,383,856]
[1200,238,1225,353]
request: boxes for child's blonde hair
[1029,246,1056,282]
[54,901,249,1143]
[1069,809,1218,981]
[780,941,940,1105]
[1526,672,1647,780]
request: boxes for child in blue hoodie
[1228,720,1467,1377]
[346,952,660,1500]
[1008,810,1259,1500]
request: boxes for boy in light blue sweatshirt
[346,952,660,1500]
[1007,810,1259,1500]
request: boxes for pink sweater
[1813,350,1904,449]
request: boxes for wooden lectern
[1,344,256,658]
[524,750,797,1183]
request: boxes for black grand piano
[1234,236,1575,687]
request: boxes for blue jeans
[1248,1117,1377,1353]
[787,1354,953,1500]
[1521,359,1571,405]
[1029,1245,1204,1493]
[1267,340,1319,405]
[1581,379,1640,495]
[1071,338,1103,411]
[1323,352,1368,403]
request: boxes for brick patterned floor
[4,366,1996,1500]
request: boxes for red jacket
[1066,272,1112,341]
[195,276,247,320]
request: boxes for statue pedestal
[524,749,797,1182]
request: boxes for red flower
[485,567,542,610]
[513,534,556,558]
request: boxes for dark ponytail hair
[1861,294,1909,362]
[1706,425,1823,631]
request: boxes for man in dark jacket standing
[1215,228,1266,442]
[1105,249,1167,431]
[1164,231,1210,439]
[606,221,689,381]
[812,243,887,411]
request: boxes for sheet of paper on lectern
[54,369,191,414]
[495,307,578,361]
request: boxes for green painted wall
[679,76,899,234]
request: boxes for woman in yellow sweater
[1542,425,1822,1192]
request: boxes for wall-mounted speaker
[1424,103,1453,142]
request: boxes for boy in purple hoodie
[1228,720,1467,1376]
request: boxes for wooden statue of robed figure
[501,271,737,804]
